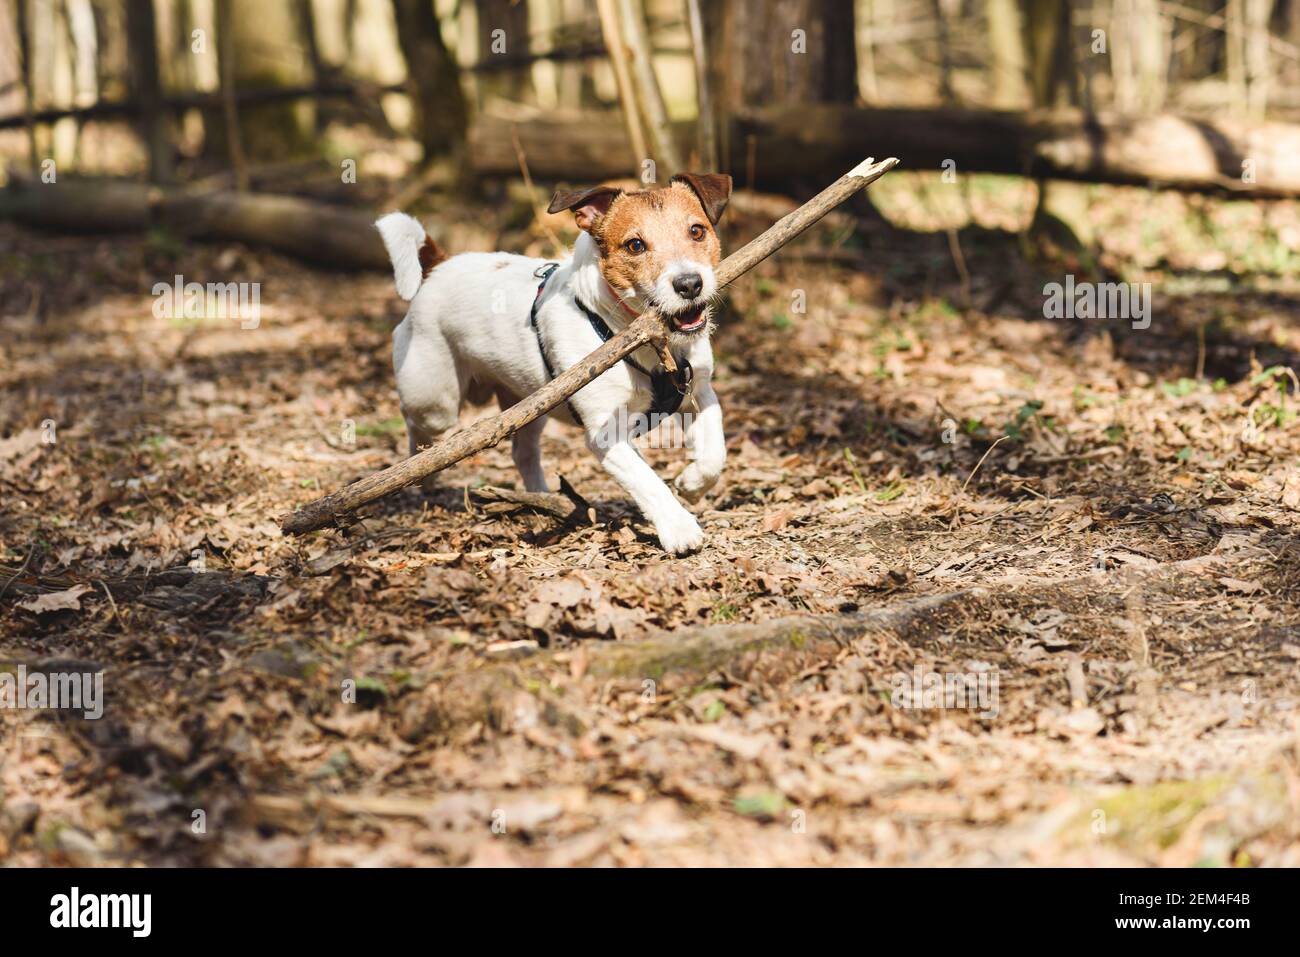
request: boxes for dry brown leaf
[17,583,92,615]
[762,508,794,532]
[1218,577,1261,594]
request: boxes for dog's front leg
[588,426,704,555]
[674,375,725,504]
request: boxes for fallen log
[0,81,409,130]
[280,155,900,536]
[733,105,1300,197]
[396,549,1241,738]
[472,105,1300,198]
[403,589,973,738]
[0,172,389,269]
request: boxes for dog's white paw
[674,464,718,505]
[655,511,705,554]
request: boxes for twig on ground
[471,486,589,523]
[397,549,1242,738]
[1065,653,1088,709]
[0,545,36,602]
[1028,445,1121,466]
[946,226,972,308]
[960,435,1008,495]
[558,475,594,518]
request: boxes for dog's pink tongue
[675,308,705,330]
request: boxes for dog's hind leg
[497,389,549,492]
[393,318,461,490]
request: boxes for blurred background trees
[3,0,1300,248]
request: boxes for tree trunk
[702,0,857,113]
[1024,0,1086,254]
[594,0,648,174]
[391,0,469,162]
[987,0,1028,108]
[614,0,682,178]
[8,0,40,169]
[125,0,171,182]
[90,0,128,102]
[293,0,326,131]
[476,0,530,102]
[1245,0,1276,117]
[215,0,249,190]
[701,0,856,189]
[684,0,717,169]
[1024,0,1076,109]
[211,0,311,162]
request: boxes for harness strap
[530,263,583,427]
[571,298,694,419]
[529,263,695,435]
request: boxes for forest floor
[3,172,1300,866]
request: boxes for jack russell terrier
[375,173,732,554]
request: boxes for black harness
[529,263,693,432]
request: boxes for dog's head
[548,173,732,334]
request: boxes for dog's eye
[689,224,706,241]
[623,238,646,254]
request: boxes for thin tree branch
[594,0,649,170]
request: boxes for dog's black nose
[672,273,703,300]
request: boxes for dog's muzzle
[656,263,715,333]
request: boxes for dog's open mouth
[667,305,708,333]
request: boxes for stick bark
[280,156,900,536]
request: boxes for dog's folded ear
[547,185,623,233]
[670,172,733,225]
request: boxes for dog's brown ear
[671,172,733,225]
[547,185,623,232]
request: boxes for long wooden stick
[280,156,899,536]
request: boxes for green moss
[711,601,739,623]
[1066,776,1259,859]
[734,791,787,819]
[1094,777,1229,848]
[356,417,407,438]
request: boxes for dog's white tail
[375,212,446,301]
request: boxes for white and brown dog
[375,173,732,554]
